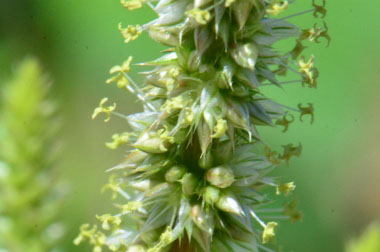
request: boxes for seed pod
[206,166,235,188]
[165,165,187,183]
[216,194,243,215]
[181,173,199,196]
[203,186,220,205]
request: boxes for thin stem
[124,73,158,112]
[250,210,266,228]
[111,111,128,120]
[262,80,303,86]
[117,188,131,200]
[265,9,314,24]
[254,208,284,213]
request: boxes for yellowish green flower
[106,56,133,89]
[266,0,288,16]
[92,98,116,122]
[121,0,146,10]
[262,222,278,244]
[118,23,142,44]
[185,8,211,25]
[276,182,296,196]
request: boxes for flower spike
[77,0,328,251]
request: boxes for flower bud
[147,26,178,47]
[206,166,235,188]
[203,186,220,205]
[262,222,278,244]
[215,194,243,215]
[133,129,173,154]
[165,165,187,183]
[181,173,198,196]
[230,43,258,70]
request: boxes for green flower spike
[0,58,65,251]
[77,0,329,251]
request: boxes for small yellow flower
[211,118,227,138]
[74,224,106,251]
[74,224,97,245]
[179,108,194,128]
[262,222,278,244]
[96,214,122,230]
[106,56,133,89]
[299,55,315,85]
[118,23,142,44]
[266,0,288,16]
[276,182,296,196]
[160,96,184,114]
[106,132,131,149]
[92,98,116,122]
[119,201,143,214]
[284,199,303,223]
[185,8,211,25]
[121,0,146,10]
[101,175,121,200]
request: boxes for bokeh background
[0,0,379,251]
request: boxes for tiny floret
[299,55,315,85]
[120,201,143,214]
[211,118,227,138]
[96,214,122,230]
[262,222,278,244]
[92,98,116,122]
[106,56,133,89]
[276,182,296,196]
[121,0,146,10]
[160,96,184,114]
[185,8,211,25]
[106,132,131,149]
[118,23,142,44]
[266,0,288,16]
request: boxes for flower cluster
[0,58,65,251]
[77,0,328,251]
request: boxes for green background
[1,0,379,251]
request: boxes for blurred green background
[0,0,379,251]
